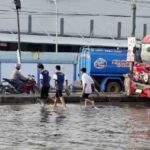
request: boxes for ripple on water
[0,103,150,150]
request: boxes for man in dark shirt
[38,63,50,105]
[52,65,68,110]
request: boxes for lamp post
[127,0,136,66]
[14,0,21,63]
[54,0,58,53]
[130,0,136,71]
[131,0,136,37]
[126,0,136,96]
[50,0,58,53]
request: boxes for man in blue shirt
[38,63,50,105]
[52,65,68,110]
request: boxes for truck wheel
[106,82,121,93]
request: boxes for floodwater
[0,103,150,150]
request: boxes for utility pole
[53,0,58,53]
[49,0,58,52]
[126,0,137,96]
[131,0,136,37]
[131,0,136,67]
[127,0,136,63]
[14,0,21,64]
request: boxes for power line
[0,14,150,20]
[1,0,150,17]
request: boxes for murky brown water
[0,103,150,150]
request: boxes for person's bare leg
[91,99,95,106]
[49,97,54,106]
[52,97,58,111]
[85,99,87,107]
[84,98,99,110]
[85,98,95,106]
[40,99,45,106]
[59,96,67,110]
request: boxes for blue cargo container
[78,48,130,92]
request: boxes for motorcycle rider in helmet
[11,64,28,92]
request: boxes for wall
[0,51,78,87]
[0,62,75,88]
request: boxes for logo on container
[94,58,107,69]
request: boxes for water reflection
[131,130,150,138]
[40,107,50,123]
[10,105,23,111]
[0,103,150,150]
[125,103,150,150]
[55,115,66,125]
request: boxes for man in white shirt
[81,67,95,107]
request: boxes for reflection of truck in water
[78,48,130,93]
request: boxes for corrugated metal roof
[0,33,128,47]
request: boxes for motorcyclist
[11,64,28,92]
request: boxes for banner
[127,37,136,62]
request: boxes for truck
[78,48,130,93]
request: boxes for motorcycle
[1,75,40,94]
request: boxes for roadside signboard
[127,37,136,61]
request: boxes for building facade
[0,0,150,52]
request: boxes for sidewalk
[0,92,150,104]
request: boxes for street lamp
[126,0,136,96]
[131,0,136,37]
[49,0,58,53]
[14,0,21,63]
[53,0,58,53]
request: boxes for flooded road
[0,103,150,150]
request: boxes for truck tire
[106,82,121,93]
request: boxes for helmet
[15,64,21,70]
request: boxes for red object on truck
[130,80,135,94]
[141,88,150,98]
[133,63,150,73]
[133,63,150,84]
